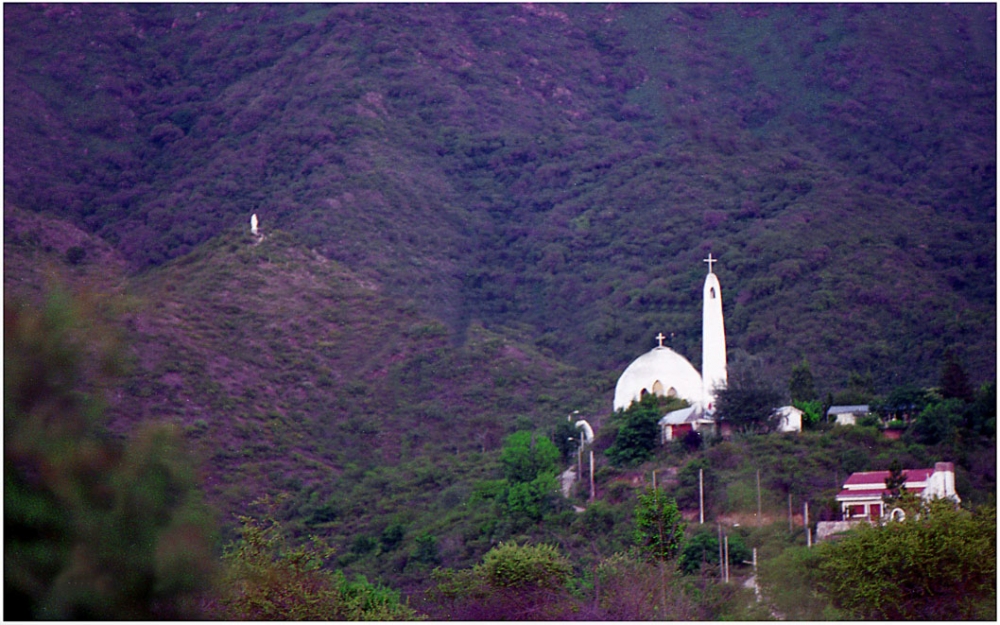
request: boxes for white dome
[613,346,703,411]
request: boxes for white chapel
[613,254,729,420]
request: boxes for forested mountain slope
[4,3,995,393]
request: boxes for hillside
[4,3,995,392]
[3,4,997,613]
[4,206,615,581]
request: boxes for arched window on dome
[651,380,664,396]
[667,387,678,397]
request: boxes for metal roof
[827,405,870,414]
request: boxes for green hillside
[4,3,995,390]
[4,3,996,618]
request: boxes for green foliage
[793,399,823,428]
[478,431,565,531]
[550,417,579,465]
[939,349,974,402]
[594,551,700,620]
[499,430,560,484]
[673,457,714,512]
[878,383,932,420]
[912,398,965,445]
[966,382,996,438]
[833,370,876,405]
[504,473,559,524]
[410,533,440,566]
[606,393,686,467]
[425,542,573,619]
[4,290,216,620]
[214,503,421,620]
[816,501,996,620]
[715,382,784,435]
[788,359,817,402]
[633,487,686,562]
[881,458,907,505]
[714,350,784,435]
[480,542,571,591]
[679,529,719,575]
[379,523,405,552]
[757,545,840,620]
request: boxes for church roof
[613,346,703,411]
[658,405,704,425]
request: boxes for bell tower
[702,254,727,413]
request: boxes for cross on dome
[656,332,666,347]
[703,253,717,274]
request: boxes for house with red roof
[836,462,960,521]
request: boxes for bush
[816,501,996,619]
[213,503,421,620]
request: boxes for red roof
[842,468,933,487]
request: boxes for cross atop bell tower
[703,253,717,274]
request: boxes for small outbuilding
[827,404,870,426]
[775,405,803,433]
[658,405,714,443]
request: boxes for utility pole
[699,468,705,524]
[589,450,595,502]
[788,492,793,532]
[804,501,812,548]
[717,523,723,580]
[756,469,762,526]
[723,535,730,583]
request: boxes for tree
[788,359,817,403]
[880,459,920,517]
[213,501,421,620]
[940,349,974,403]
[606,393,687,467]
[879,383,931,421]
[965,382,996,438]
[425,542,573,620]
[480,431,563,530]
[833,370,875,405]
[912,398,964,445]
[500,431,560,484]
[789,397,822,429]
[550,417,579,465]
[816,501,996,619]
[882,459,907,503]
[714,351,783,435]
[5,289,217,620]
[633,487,686,562]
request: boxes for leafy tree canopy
[4,289,216,620]
[788,359,817,403]
[213,500,421,620]
[633,487,686,562]
[606,393,687,467]
[714,351,784,435]
[499,431,560,484]
[816,501,996,620]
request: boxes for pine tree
[788,359,818,403]
[940,350,974,403]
